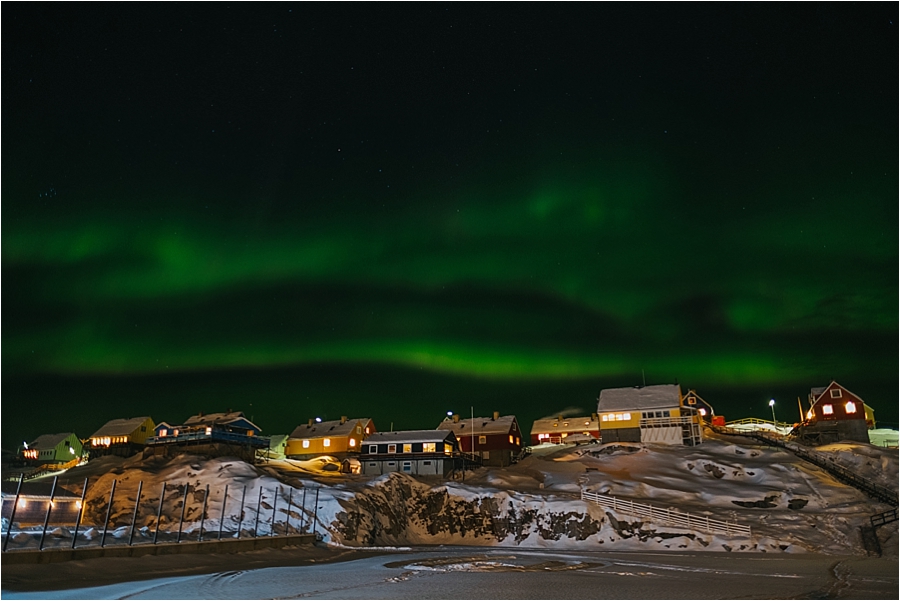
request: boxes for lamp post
[769,399,777,432]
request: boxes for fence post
[38,476,59,551]
[285,488,293,535]
[3,473,24,552]
[312,487,319,537]
[128,481,143,546]
[254,488,263,537]
[270,487,280,536]
[100,479,117,548]
[176,483,189,543]
[153,482,166,544]
[71,477,88,550]
[198,485,209,542]
[218,484,229,540]
[236,485,247,539]
[300,488,307,531]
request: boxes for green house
[20,433,83,464]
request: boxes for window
[830,389,842,398]
[822,404,834,415]
[323,438,331,447]
[687,396,696,405]
[479,436,487,444]
[403,444,412,453]
[368,462,377,467]
[388,444,397,453]
[699,408,707,416]
[563,422,569,427]
[422,461,432,465]
[516,437,520,445]
[845,401,857,414]
[663,410,670,417]
[173,429,179,437]
[368,445,377,453]
[159,429,168,437]
[205,427,212,435]
[356,426,361,434]
[365,426,370,434]
[349,438,357,447]
[509,435,514,444]
[140,426,147,432]
[483,451,490,459]
[423,442,436,453]
[584,421,590,426]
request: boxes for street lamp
[769,399,777,431]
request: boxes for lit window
[845,402,857,414]
[699,408,707,416]
[205,427,212,435]
[830,389,842,398]
[365,427,370,434]
[323,438,331,447]
[822,404,834,415]
[403,444,412,453]
[601,415,609,422]
[388,444,397,453]
[479,436,486,444]
[173,429,179,437]
[584,421,590,426]
[159,429,168,437]
[516,437,520,445]
[18,499,26,508]
[349,438,357,447]
[509,435,514,443]
[424,442,436,453]
[302,440,310,448]
[687,396,696,405]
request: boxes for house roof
[364,430,456,445]
[530,416,599,434]
[1,481,81,498]
[597,384,682,412]
[289,418,371,440]
[183,411,247,426]
[90,417,153,439]
[809,381,871,410]
[27,433,78,450]
[436,415,517,436]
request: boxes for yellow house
[286,417,375,458]
[596,384,702,446]
[88,416,156,456]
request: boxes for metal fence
[1,474,322,553]
[581,489,752,537]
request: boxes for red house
[436,412,523,467]
[796,381,875,445]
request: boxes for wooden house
[1,481,83,526]
[285,417,375,459]
[18,433,83,465]
[529,415,600,445]
[359,430,465,477]
[146,411,268,461]
[436,412,523,467]
[794,381,874,445]
[597,384,702,446]
[88,416,156,457]
[682,390,717,424]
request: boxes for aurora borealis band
[3,4,897,443]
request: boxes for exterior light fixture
[769,399,777,431]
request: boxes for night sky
[3,4,897,445]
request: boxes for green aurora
[2,4,896,443]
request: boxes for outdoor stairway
[581,490,752,537]
[713,426,899,506]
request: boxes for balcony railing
[146,429,269,448]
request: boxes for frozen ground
[3,546,898,599]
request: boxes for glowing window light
[699,408,707,416]
[845,402,857,414]
[302,440,310,448]
[822,404,834,415]
[349,438,356,447]
[18,499,26,508]
[159,429,168,437]
[509,435,514,443]
[323,438,331,447]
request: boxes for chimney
[558,415,563,421]
[308,418,313,426]
[452,414,460,423]
[591,413,598,421]
[198,411,203,417]
[493,411,499,421]
[341,416,348,424]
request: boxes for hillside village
[2,380,897,560]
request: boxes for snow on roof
[436,415,517,436]
[90,417,153,438]
[289,418,371,439]
[28,433,78,450]
[530,416,598,434]
[183,411,248,426]
[597,384,682,412]
[364,430,457,445]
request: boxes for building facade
[18,433,83,465]
[596,384,702,446]
[437,412,523,467]
[794,381,873,445]
[88,416,156,457]
[286,417,375,459]
[359,430,465,477]
[529,415,600,445]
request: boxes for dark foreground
[2,545,898,599]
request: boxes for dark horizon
[3,4,897,446]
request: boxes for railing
[581,490,752,537]
[871,508,898,528]
[146,430,270,448]
[639,416,695,428]
[711,426,898,507]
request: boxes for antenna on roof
[641,369,646,387]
